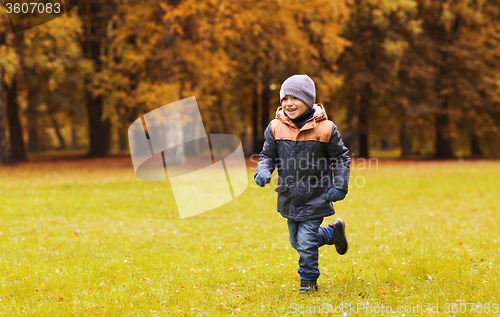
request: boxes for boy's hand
[255,170,272,187]
[325,188,346,202]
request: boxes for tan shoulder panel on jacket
[297,120,333,143]
[271,119,298,141]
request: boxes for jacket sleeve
[327,123,351,193]
[255,122,278,179]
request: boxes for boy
[254,74,351,294]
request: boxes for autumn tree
[2,32,26,162]
[0,68,10,164]
[0,4,15,164]
[16,14,91,153]
[334,0,422,158]
[0,7,25,163]
[397,0,500,158]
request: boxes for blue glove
[325,188,346,202]
[255,170,272,187]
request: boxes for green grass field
[1,157,499,316]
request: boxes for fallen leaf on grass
[52,295,63,302]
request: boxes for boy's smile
[281,96,310,119]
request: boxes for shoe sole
[334,218,348,255]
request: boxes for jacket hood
[275,103,328,127]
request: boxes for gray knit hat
[279,75,316,108]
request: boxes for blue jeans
[287,218,333,280]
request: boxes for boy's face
[281,96,310,119]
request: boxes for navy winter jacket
[255,104,351,221]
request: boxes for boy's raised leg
[318,218,348,255]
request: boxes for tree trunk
[252,83,264,154]
[434,100,453,159]
[86,88,110,157]
[357,92,369,158]
[470,129,482,157]
[81,0,111,157]
[51,114,66,150]
[261,82,271,134]
[26,78,43,152]
[0,71,13,165]
[27,94,43,152]
[358,120,369,158]
[400,117,411,158]
[5,76,26,162]
[380,138,389,150]
[71,125,78,150]
[117,124,126,152]
[28,128,44,152]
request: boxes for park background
[1,0,500,162]
[1,0,500,316]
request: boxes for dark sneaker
[327,218,348,255]
[300,279,318,294]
